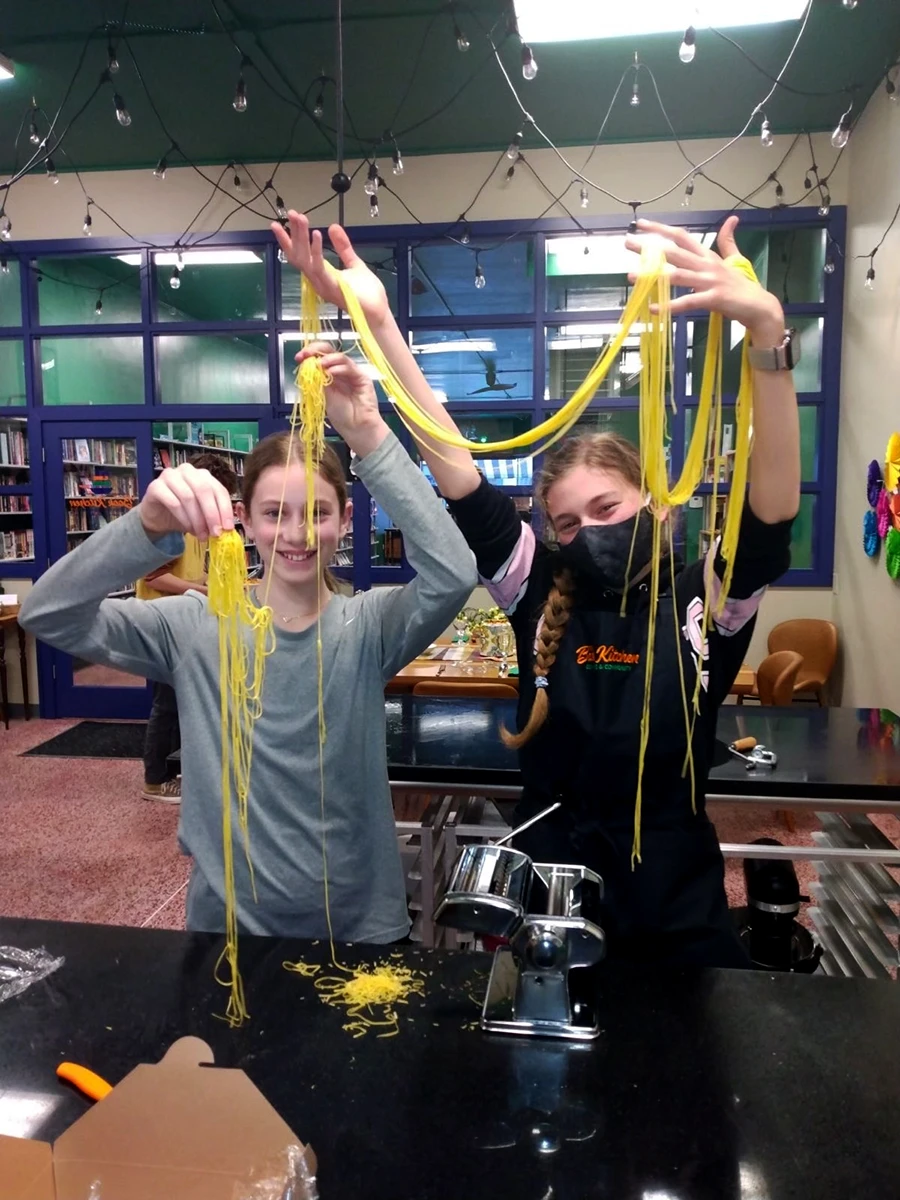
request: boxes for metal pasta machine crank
[435,804,606,1041]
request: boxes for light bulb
[364,162,380,195]
[831,112,851,148]
[507,130,522,159]
[804,173,812,190]
[46,158,59,183]
[628,219,638,234]
[682,179,694,207]
[679,26,696,63]
[455,24,470,52]
[887,77,898,101]
[153,155,167,180]
[95,296,103,315]
[630,80,640,107]
[0,214,11,240]
[460,223,471,245]
[392,148,404,176]
[474,262,485,289]
[107,41,119,73]
[824,256,835,275]
[28,120,40,145]
[580,184,589,209]
[83,211,92,235]
[233,171,242,190]
[521,44,538,81]
[775,181,784,200]
[277,248,287,264]
[113,93,131,127]
[275,195,287,219]
[233,76,247,113]
[169,267,181,290]
[761,118,773,147]
[0,258,8,275]
[842,0,858,8]
[818,195,831,216]
[369,193,379,219]
[313,93,324,119]
[865,265,875,289]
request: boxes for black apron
[513,580,749,970]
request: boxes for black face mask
[556,508,660,592]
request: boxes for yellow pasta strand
[207,529,275,1027]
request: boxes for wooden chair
[767,619,838,705]
[412,680,519,699]
[756,650,804,707]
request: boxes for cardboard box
[0,1037,315,1200]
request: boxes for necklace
[275,609,319,625]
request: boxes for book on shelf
[0,495,32,513]
[0,427,28,467]
[61,438,137,467]
[74,438,91,463]
[0,529,34,560]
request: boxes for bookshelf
[61,438,138,569]
[0,417,33,562]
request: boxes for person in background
[137,452,238,803]
[276,211,800,969]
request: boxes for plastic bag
[0,944,65,1005]
[233,1144,319,1200]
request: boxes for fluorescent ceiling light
[514,1,807,42]
[279,330,360,343]
[411,339,497,355]
[547,236,633,276]
[0,54,15,81]
[115,250,262,267]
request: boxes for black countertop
[1,917,898,1199]
[386,700,900,800]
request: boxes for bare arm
[145,571,208,597]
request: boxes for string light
[679,26,696,64]
[364,161,381,195]
[391,144,404,176]
[0,257,9,275]
[169,265,182,290]
[506,153,523,182]
[107,40,119,74]
[455,21,470,51]
[369,192,379,219]
[0,212,11,240]
[83,201,93,235]
[153,152,168,180]
[630,51,640,106]
[474,255,485,289]
[804,172,812,190]
[94,294,103,315]
[28,116,40,146]
[824,255,835,275]
[887,74,897,101]
[818,192,832,216]
[458,217,471,245]
[842,0,858,9]
[232,163,243,190]
[580,184,589,209]
[627,202,640,235]
[507,127,524,159]
[233,56,250,112]
[46,157,59,184]
[313,90,325,119]
[275,194,287,219]
[760,116,773,147]
[865,263,875,290]
[521,44,538,81]
[113,92,132,127]
[831,106,852,149]
[682,177,695,207]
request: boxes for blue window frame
[0,206,844,593]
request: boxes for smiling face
[545,462,645,545]
[240,461,351,587]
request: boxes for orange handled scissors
[56,1062,113,1101]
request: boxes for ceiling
[0,1,898,179]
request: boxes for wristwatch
[747,328,799,372]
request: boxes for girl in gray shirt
[20,346,476,942]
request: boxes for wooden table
[0,603,30,729]
[387,641,518,694]
[388,641,756,699]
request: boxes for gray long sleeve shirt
[20,433,476,942]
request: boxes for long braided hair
[501,432,643,750]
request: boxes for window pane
[0,260,22,326]
[0,339,26,405]
[735,226,826,305]
[687,316,822,396]
[546,323,642,400]
[157,334,269,405]
[35,255,142,325]
[546,234,631,312]
[680,492,814,573]
[40,336,144,405]
[371,501,404,567]
[410,240,533,317]
[281,245,397,321]
[156,252,266,322]
[566,407,641,445]
[280,330,388,408]
[684,404,819,483]
[409,327,533,403]
[420,412,533,489]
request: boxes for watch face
[785,328,797,370]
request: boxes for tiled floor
[1,716,898,941]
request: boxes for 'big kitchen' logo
[575,644,640,672]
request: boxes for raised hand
[140,463,235,541]
[272,211,391,330]
[297,342,387,459]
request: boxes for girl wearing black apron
[276,212,801,969]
